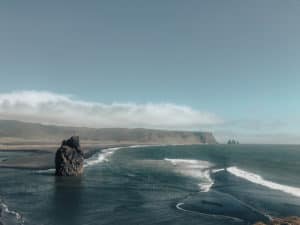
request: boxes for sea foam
[37,147,120,173]
[227,166,300,198]
[36,146,118,173]
[84,147,121,167]
[212,168,225,173]
[164,158,214,192]
[37,145,149,173]
[0,200,24,225]
[84,145,152,167]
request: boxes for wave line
[227,166,300,198]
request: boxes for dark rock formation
[254,216,300,225]
[55,136,84,176]
[227,139,239,144]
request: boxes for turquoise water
[1,144,300,225]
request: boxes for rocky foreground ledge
[254,217,300,225]
[55,136,84,176]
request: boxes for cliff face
[0,120,217,145]
[254,217,300,225]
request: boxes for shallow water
[1,144,300,225]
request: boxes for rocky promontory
[0,120,217,149]
[254,216,300,225]
[55,136,84,176]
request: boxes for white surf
[84,145,153,167]
[227,166,300,198]
[0,200,24,225]
[164,158,214,192]
[84,147,121,167]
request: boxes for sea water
[1,144,300,225]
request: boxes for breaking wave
[36,145,150,173]
[227,167,300,198]
[0,200,24,225]
[212,168,225,173]
[164,158,215,192]
[36,147,123,173]
[84,145,152,167]
[84,147,121,167]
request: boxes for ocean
[1,144,300,225]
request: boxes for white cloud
[0,90,222,129]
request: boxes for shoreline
[0,143,204,170]
[0,143,168,170]
[0,144,128,170]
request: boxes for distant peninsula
[0,120,217,150]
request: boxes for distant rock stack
[227,139,239,145]
[55,136,84,176]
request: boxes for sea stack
[55,136,84,176]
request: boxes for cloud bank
[0,91,222,130]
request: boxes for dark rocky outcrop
[55,136,84,176]
[227,139,239,144]
[254,216,300,225]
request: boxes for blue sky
[0,1,300,143]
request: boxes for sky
[0,0,300,144]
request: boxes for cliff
[254,217,300,225]
[0,120,217,148]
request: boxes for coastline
[0,142,208,170]
[0,144,131,170]
[0,143,181,170]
